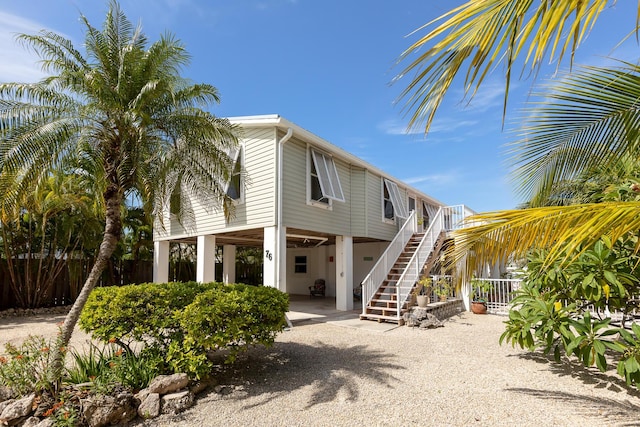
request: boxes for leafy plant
[500,236,640,387]
[0,335,60,395]
[414,276,432,296]
[80,281,289,379]
[470,278,493,303]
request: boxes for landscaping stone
[137,392,160,419]
[22,416,43,427]
[34,418,55,427]
[82,392,137,427]
[0,394,35,425]
[0,386,15,402]
[161,390,194,415]
[190,376,217,395]
[147,373,189,394]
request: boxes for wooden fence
[0,258,263,310]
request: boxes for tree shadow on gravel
[507,388,640,426]
[507,351,640,424]
[514,352,640,397]
[207,340,405,410]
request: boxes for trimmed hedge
[80,282,289,378]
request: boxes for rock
[419,313,444,329]
[22,416,42,427]
[35,418,55,427]
[190,377,217,395]
[161,391,194,415]
[82,392,137,427]
[147,373,189,395]
[0,386,15,402]
[0,394,35,425]
[137,392,160,419]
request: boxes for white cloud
[402,171,459,186]
[0,12,52,82]
[378,115,481,136]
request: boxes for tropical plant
[500,239,640,386]
[450,63,640,276]
[0,0,240,379]
[395,0,636,134]
[0,171,102,308]
[470,278,492,303]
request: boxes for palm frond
[509,62,640,203]
[395,0,623,134]
[450,202,640,276]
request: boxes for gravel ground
[2,312,640,426]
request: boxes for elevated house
[153,115,476,323]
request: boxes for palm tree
[0,1,239,377]
[395,1,640,274]
[452,63,640,275]
[396,0,636,134]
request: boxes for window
[310,159,329,204]
[408,196,416,213]
[309,148,345,204]
[225,147,242,201]
[383,179,408,220]
[383,184,394,220]
[294,256,307,273]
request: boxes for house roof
[227,114,449,209]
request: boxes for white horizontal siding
[365,172,398,241]
[281,138,352,236]
[350,167,367,236]
[162,127,277,239]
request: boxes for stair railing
[394,207,445,318]
[361,210,417,314]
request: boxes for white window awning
[384,179,408,218]
[311,149,345,202]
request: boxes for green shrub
[80,281,217,351]
[80,281,289,378]
[178,284,289,362]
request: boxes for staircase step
[359,313,404,324]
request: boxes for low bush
[80,281,289,378]
[0,335,60,396]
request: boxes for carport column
[153,240,170,283]
[222,245,236,284]
[335,235,353,311]
[196,235,216,283]
[263,226,286,291]
[459,254,470,311]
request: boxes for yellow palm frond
[450,202,640,277]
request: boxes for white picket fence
[471,278,522,315]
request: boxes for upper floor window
[383,179,408,221]
[225,147,243,201]
[309,148,345,205]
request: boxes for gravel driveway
[2,311,640,426]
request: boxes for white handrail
[360,205,474,320]
[361,211,417,314]
[393,207,445,317]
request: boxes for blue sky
[0,1,637,212]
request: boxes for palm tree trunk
[50,186,122,380]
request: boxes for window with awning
[383,178,408,219]
[310,149,345,202]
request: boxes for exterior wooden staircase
[360,231,447,323]
[359,206,471,325]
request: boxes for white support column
[263,226,286,291]
[459,255,471,311]
[196,235,216,283]
[222,244,236,284]
[335,235,353,311]
[153,240,170,283]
